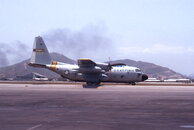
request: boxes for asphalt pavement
[0,84,194,130]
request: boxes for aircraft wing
[77,59,97,67]
[77,58,102,74]
[77,59,108,82]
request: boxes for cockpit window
[135,69,141,72]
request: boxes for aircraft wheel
[83,82,101,88]
[132,82,136,85]
[130,82,136,85]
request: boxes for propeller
[107,57,112,71]
[106,57,126,71]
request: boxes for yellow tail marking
[52,61,57,65]
[50,61,57,71]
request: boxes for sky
[0,0,194,75]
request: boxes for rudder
[30,36,52,66]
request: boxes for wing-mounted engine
[77,59,109,83]
[77,59,105,73]
[78,59,96,67]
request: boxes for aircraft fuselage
[46,62,147,83]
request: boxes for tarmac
[0,83,194,130]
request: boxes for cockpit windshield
[135,69,142,72]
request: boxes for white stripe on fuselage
[111,66,140,72]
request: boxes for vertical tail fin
[30,36,52,66]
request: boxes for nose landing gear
[129,82,136,85]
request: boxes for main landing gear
[129,82,136,85]
[83,82,101,88]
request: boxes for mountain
[188,74,194,79]
[0,53,184,80]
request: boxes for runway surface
[0,84,194,130]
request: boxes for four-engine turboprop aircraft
[29,36,148,87]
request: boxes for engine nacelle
[100,74,109,80]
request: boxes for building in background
[15,73,49,81]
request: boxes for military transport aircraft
[29,36,148,87]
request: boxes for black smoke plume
[43,25,116,61]
[0,25,116,67]
[0,41,29,67]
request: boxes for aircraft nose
[142,74,148,81]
